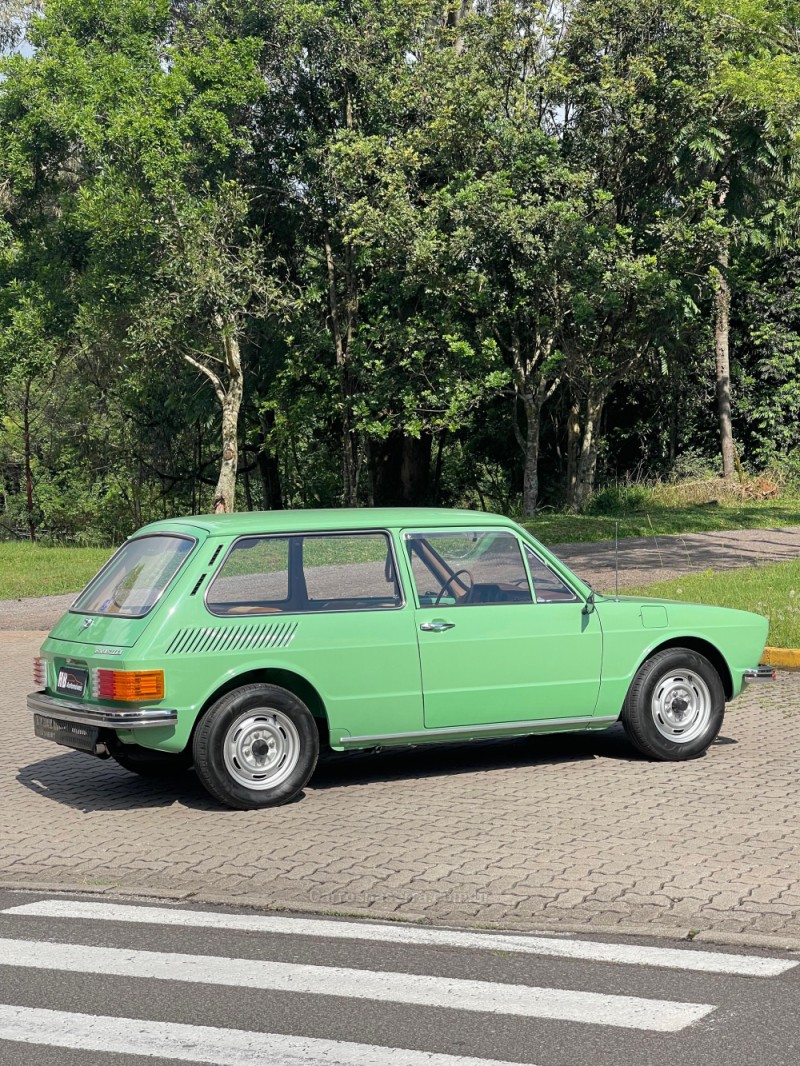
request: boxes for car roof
[134,508,517,538]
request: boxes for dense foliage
[1,0,799,541]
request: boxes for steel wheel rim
[651,671,712,743]
[223,708,301,790]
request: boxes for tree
[1,0,276,514]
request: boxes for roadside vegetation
[3,476,799,601]
[621,560,800,650]
[525,478,800,544]
[2,2,800,541]
[0,543,111,601]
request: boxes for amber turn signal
[95,669,165,702]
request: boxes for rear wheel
[111,744,193,778]
[193,683,319,810]
[621,648,725,761]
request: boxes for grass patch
[525,497,800,546]
[0,542,112,600]
[620,560,800,649]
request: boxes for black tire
[111,744,193,778]
[621,647,725,761]
[193,683,319,810]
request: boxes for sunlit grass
[620,560,800,649]
[526,496,800,547]
[0,543,112,600]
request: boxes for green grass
[0,542,112,600]
[620,559,800,649]
[526,498,800,546]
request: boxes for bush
[584,484,652,514]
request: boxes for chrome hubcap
[224,708,301,790]
[651,671,712,743]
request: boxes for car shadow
[309,724,644,791]
[17,726,732,812]
[16,751,241,814]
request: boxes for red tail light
[95,669,165,702]
[33,657,46,688]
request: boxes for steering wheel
[434,568,474,606]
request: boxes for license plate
[34,714,100,754]
[56,666,88,698]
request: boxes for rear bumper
[27,690,177,729]
[743,665,777,683]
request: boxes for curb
[0,879,798,955]
[763,646,800,669]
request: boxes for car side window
[406,530,533,607]
[524,546,578,603]
[301,533,402,610]
[206,537,291,615]
[206,532,401,615]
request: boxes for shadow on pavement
[17,725,732,811]
[16,750,225,813]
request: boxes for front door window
[406,530,533,607]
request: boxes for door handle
[420,620,456,633]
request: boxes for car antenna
[615,520,620,601]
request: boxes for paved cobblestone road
[3,629,800,940]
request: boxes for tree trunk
[212,326,243,514]
[23,379,35,542]
[256,412,283,510]
[567,390,604,512]
[324,231,359,505]
[714,228,735,480]
[372,431,433,506]
[519,397,541,518]
[566,399,580,508]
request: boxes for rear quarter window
[206,531,402,615]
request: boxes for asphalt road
[0,890,798,1066]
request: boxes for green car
[28,508,773,810]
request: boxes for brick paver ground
[3,629,800,939]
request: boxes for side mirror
[582,591,596,615]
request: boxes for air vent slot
[208,545,223,566]
[189,574,207,596]
[165,621,298,656]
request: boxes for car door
[404,527,602,730]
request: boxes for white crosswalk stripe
[0,897,796,1064]
[0,1005,536,1066]
[5,899,795,977]
[0,936,713,1031]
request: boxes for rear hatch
[47,531,200,650]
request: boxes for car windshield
[72,534,195,617]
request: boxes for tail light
[94,669,165,702]
[33,657,46,688]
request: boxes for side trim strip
[339,714,618,748]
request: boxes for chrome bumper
[27,690,177,729]
[743,665,776,682]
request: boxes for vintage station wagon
[28,508,773,809]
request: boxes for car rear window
[72,534,195,617]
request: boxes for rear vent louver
[165,621,298,656]
[208,545,223,566]
[189,574,207,596]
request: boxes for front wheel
[621,648,725,761]
[193,683,319,810]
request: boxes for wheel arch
[640,636,733,700]
[192,668,330,748]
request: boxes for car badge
[82,618,94,630]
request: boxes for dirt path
[2,525,799,631]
